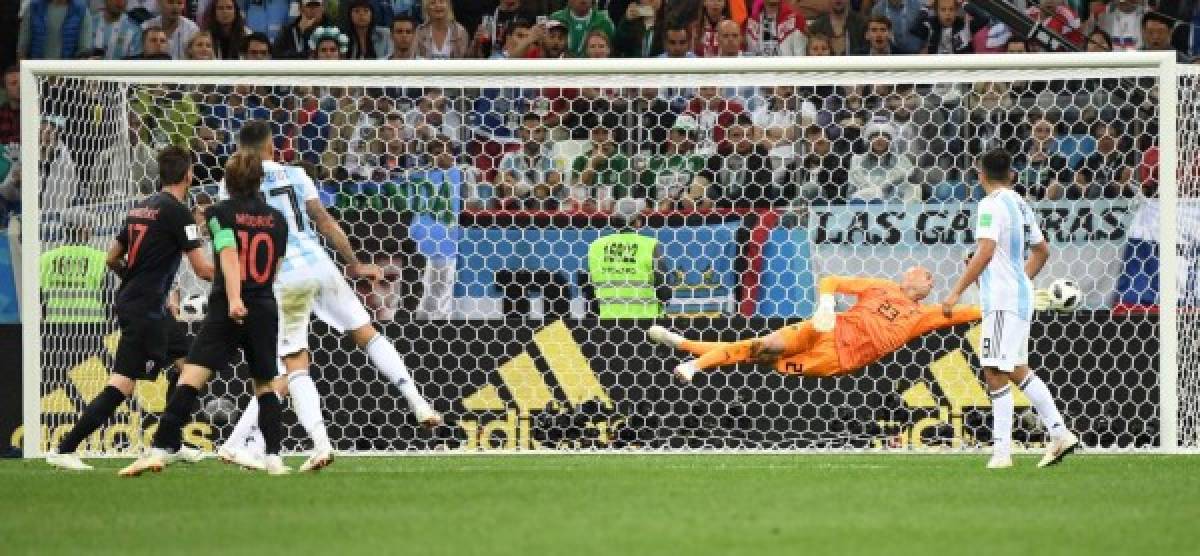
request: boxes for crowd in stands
[0,0,1198,222]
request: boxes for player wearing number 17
[941,148,1078,470]
[120,148,291,477]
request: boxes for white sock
[365,335,428,411]
[225,397,260,450]
[1019,374,1066,439]
[288,371,332,451]
[990,384,1014,456]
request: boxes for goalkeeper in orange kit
[648,266,1026,383]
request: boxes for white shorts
[980,310,1030,372]
[276,259,372,357]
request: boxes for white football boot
[118,449,168,477]
[263,454,292,476]
[46,452,93,471]
[299,448,335,473]
[1038,430,1081,468]
[217,444,266,471]
[673,361,698,385]
[986,454,1014,469]
[165,445,205,464]
[413,400,443,429]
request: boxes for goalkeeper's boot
[673,361,698,385]
[46,452,93,471]
[217,444,267,471]
[1038,430,1080,468]
[299,448,335,473]
[118,449,168,477]
[264,454,292,476]
[986,454,1013,469]
[166,444,205,464]
[647,325,685,349]
[413,400,444,429]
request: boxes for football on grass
[1049,279,1082,311]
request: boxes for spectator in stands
[615,0,665,58]
[847,118,917,203]
[141,0,200,60]
[1025,0,1085,48]
[390,15,419,58]
[794,125,849,204]
[689,0,729,57]
[584,29,614,58]
[714,19,745,56]
[137,25,173,58]
[489,17,538,59]
[659,22,695,58]
[19,0,95,60]
[551,0,616,58]
[564,83,630,140]
[1087,28,1114,52]
[686,85,744,151]
[98,111,159,197]
[540,20,570,59]
[242,0,291,42]
[469,0,523,59]
[1014,118,1072,201]
[242,31,272,59]
[704,115,782,208]
[344,0,392,59]
[572,126,629,211]
[744,0,807,57]
[805,32,833,56]
[496,113,562,210]
[414,0,469,59]
[36,118,81,211]
[204,0,250,59]
[752,84,814,157]
[273,0,330,59]
[872,0,924,54]
[639,115,711,212]
[809,0,868,56]
[913,0,988,54]
[311,26,350,59]
[410,135,476,320]
[1142,11,1186,61]
[406,86,462,145]
[1072,121,1136,199]
[184,30,216,59]
[862,14,898,55]
[0,67,18,146]
[93,0,144,59]
[1093,0,1146,51]
[380,0,424,26]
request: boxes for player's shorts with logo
[187,296,279,381]
[769,321,845,377]
[980,310,1030,371]
[113,313,192,380]
[275,257,371,357]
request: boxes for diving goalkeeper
[649,267,1050,383]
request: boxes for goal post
[18,53,1193,457]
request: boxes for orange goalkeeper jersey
[821,276,982,371]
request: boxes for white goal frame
[18,53,1186,457]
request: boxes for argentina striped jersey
[975,188,1044,318]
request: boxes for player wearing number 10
[217,120,441,473]
[120,148,291,477]
[46,146,215,471]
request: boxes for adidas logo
[458,320,613,451]
[895,322,1031,448]
[13,330,212,454]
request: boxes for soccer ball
[1049,279,1082,311]
[180,294,208,321]
[202,397,239,426]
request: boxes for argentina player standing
[217,121,441,473]
[943,149,1079,470]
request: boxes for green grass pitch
[2,454,1197,555]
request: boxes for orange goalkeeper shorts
[772,330,845,377]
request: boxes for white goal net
[18,55,1197,455]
